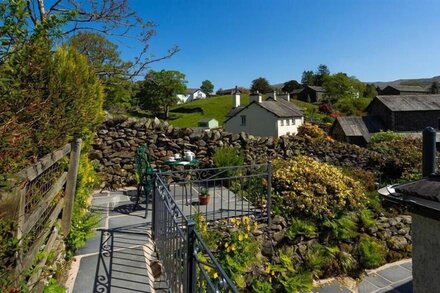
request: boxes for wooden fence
[8,139,82,291]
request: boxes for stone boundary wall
[91,116,387,189]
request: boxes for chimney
[250,91,263,103]
[285,93,290,102]
[232,86,241,108]
[272,91,277,101]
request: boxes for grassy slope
[169,94,249,127]
[168,95,323,128]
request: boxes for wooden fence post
[62,138,82,236]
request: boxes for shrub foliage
[272,156,366,219]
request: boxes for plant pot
[199,195,210,205]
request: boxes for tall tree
[68,32,133,109]
[200,80,214,96]
[136,70,187,118]
[431,81,440,94]
[315,64,330,86]
[282,80,302,93]
[0,0,179,77]
[250,77,272,94]
[301,70,315,86]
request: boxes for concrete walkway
[65,189,155,293]
[314,259,413,293]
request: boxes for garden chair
[134,144,155,218]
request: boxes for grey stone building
[330,94,440,145]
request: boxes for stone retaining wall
[91,116,388,189]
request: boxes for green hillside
[168,94,321,128]
[169,94,250,127]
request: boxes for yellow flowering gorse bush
[273,156,367,219]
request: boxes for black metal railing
[156,163,272,224]
[152,163,272,292]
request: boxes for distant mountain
[370,75,440,88]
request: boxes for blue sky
[118,0,440,89]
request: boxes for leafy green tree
[0,0,178,75]
[68,32,133,110]
[431,81,440,94]
[363,83,378,99]
[301,70,316,86]
[136,70,187,118]
[250,77,272,93]
[200,80,214,96]
[323,73,365,102]
[282,80,302,92]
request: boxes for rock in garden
[387,236,408,251]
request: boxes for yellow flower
[243,216,250,225]
[245,234,249,239]
[230,244,236,251]
[230,218,236,224]
[238,234,244,241]
[213,272,218,279]
[204,266,211,273]
[265,265,271,274]
[246,225,251,231]
[224,242,229,248]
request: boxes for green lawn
[168,94,250,127]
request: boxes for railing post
[187,220,196,293]
[62,138,82,236]
[267,161,272,227]
[152,174,157,237]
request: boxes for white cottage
[224,90,304,137]
[176,88,207,104]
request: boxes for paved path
[314,259,413,293]
[66,189,155,293]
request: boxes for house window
[280,120,284,126]
[241,115,247,126]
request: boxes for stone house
[224,91,304,137]
[296,85,326,103]
[176,88,206,104]
[379,85,429,95]
[330,94,440,145]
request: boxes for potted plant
[199,187,210,205]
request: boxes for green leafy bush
[273,156,367,219]
[213,147,244,168]
[369,131,403,145]
[252,280,272,293]
[334,97,371,116]
[359,236,386,269]
[285,218,317,240]
[359,209,377,229]
[323,214,358,241]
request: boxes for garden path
[314,259,412,293]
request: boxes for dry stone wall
[91,116,388,189]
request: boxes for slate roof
[187,88,201,95]
[225,98,303,121]
[334,116,384,141]
[385,85,429,93]
[259,98,303,117]
[372,94,440,112]
[307,86,325,92]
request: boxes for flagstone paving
[314,259,413,293]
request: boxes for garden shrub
[369,131,403,145]
[334,97,371,116]
[213,147,244,169]
[272,156,367,219]
[323,214,358,241]
[252,280,272,293]
[368,134,422,181]
[0,38,104,175]
[359,209,377,229]
[285,218,316,240]
[358,236,386,269]
[297,123,330,140]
